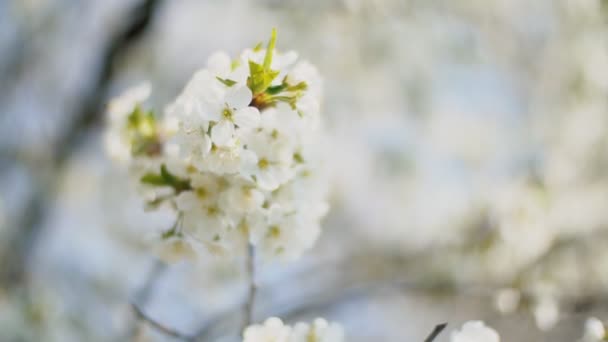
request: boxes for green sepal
[216,77,237,87]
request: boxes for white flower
[207,50,249,84]
[243,317,344,342]
[206,143,247,174]
[219,182,265,215]
[176,175,231,244]
[156,237,198,264]
[248,206,321,261]
[242,130,294,191]
[207,51,233,78]
[208,86,260,147]
[450,321,500,342]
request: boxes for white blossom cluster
[450,321,500,342]
[105,30,328,261]
[243,317,344,342]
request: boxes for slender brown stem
[424,323,447,342]
[243,244,257,332]
[131,303,193,340]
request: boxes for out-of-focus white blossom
[450,321,500,342]
[532,296,559,331]
[105,30,328,261]
[105,82,152,162]
[580,317,606,342]
[494,288,520,314]
[243,317,344,342]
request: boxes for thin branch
[131,303,193,340]
[55,0,162,163]
[424,323,447,342]
[133,260,166,304]
[0,0,162,289]
[243,244,257,331]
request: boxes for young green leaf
[140,164,192,193]
[247,29,281,95]
[266,83,288,95]
[263,28,277,70]
[160,164,191,192]
[140,173,166,186]
[216,77,237,87]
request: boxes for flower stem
[243,243,257,331]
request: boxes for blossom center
[258,158,270,169]
[196,187,208,199]
[222,107,233,121]
[268,225,281,238]
[206,206,220,216]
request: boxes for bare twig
[243,244,257,331]
[424,323,447,342]
[55,0,162,163]
[134,260,166,303]
[131,303,193,340]
[0,0,162,289]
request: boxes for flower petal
[207,51,232,77]
[211,120,235,146]
[233,107,260,129]
[200,133,212,154]
[255,169,280,191]
[175,191,197,211]
[225,86,252,109]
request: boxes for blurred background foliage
[2,0,608,341]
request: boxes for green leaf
[139,164,192,193]
[247,61,279,94]
[161,228,176,239]
[253,41,263,52]
[247,61,265,93]
[266,83,288,95]
[140,173,166,186]
[287,81,308,92]
[216,77,237,87]
[246,29,281,95]
[263,28,277,70]
[272,95,298,109]
[160,164,191,192]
